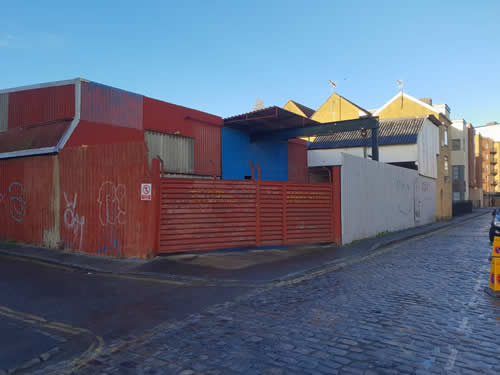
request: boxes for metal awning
[224,106,380,161]
[224,106,317,133]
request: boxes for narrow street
[1,213,499,374]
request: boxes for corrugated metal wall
[0,143,157,258]
[145,130,194,173]
[0,155,57,245]
[288,139,308,183]
[341,153,436,244]
[0,93,8,132]
[59,143,156,257]
[81,81,143,130]
[221,127,288,180]
[143,97,194,137]
[143,97,222,177]
[65,120,145,148]
[8,85,75,128]
[158,178,340,253]
[417,119,440,179]
[193,123,221,177]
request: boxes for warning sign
[141,184,152,201]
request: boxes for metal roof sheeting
[289,100,315,118]
[0,119,71,153]
[309,117,427,150]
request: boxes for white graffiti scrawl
[97,182,126,226]
[8,182,26,222]
[63,192,85,249]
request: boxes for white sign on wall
[141,183,152,201]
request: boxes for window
[486,154,489,160]
[453,192,461,201]
[452,139,461,151]
[452,166,460,182]
[444,128,448,146]
[444,156,449,174]
[486,143,489,149]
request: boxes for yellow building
[310,93,371,122]
[373,93,452,220]
[285,93,371,142]
[283,100,315,119]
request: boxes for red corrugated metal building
[0,78,338,257]
[0,78,224,257]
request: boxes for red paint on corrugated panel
[0,120,71,153]
[59,143,156,258]
[158,178,340,253]
[143,96,222,177]
[143,96,222,137]
[0,155,56,244]
[193,122,221,176]
[8,85,75,129]
[288,139,308,183]
[159,179,257,253]
[64,120,144,148]
[332,166,342,245]
[81,81,143,129]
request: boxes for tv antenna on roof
[396,80,404,108]
[329,80,337,91]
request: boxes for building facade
[308,116,440,180]
[373,93,452,220]
[450,119,469,201]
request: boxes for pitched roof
[288,100,315,118]
[372,92,441,117]
[309,117,430,150]
[336,95,372,117]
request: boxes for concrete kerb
[0,210,490,287]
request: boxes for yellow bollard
[487,258,500,298]
[492,237,500,259]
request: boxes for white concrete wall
[308,144,418,167]
[341,153,436,244]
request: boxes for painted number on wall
[141,184,152,201]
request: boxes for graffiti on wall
[414,179,434,222]
[96,227,120,256]
[97,182,126,256]
[97,182,126,226]
[395,179,412,216]
[63,192,85,250]
[8,182,27,222]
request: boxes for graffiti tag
[97,182,126,226]
[63,192,85,250]
[97,227,120,256]
[8,182,26,222]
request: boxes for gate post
[331,166,342,245]
[255,163,261,246]
[152,158,162,256]
[282,183,287,245]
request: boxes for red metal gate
[158,170,341,253]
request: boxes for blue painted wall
[221,127,289,181]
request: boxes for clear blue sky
[1,1,499,125]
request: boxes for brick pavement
[33,214,500,375]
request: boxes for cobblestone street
[34,214,500,374]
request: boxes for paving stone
[57,215,500,375]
